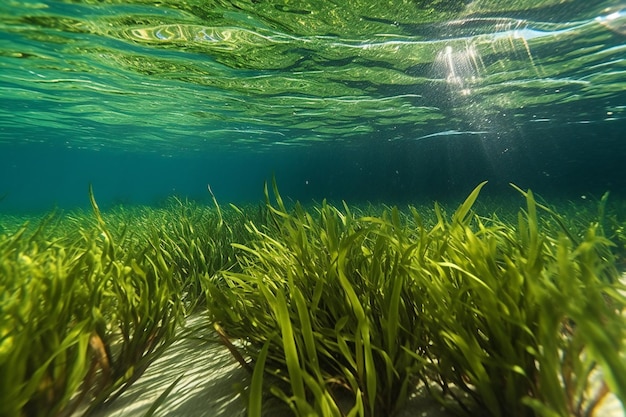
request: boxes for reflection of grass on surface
[1,183,625,417]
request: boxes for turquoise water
[1,0,625,212]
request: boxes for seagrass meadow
[1,182,626,417]
[3,0,626,416]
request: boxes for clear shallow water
[1,0,625,211]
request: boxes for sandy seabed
[89,314,625,417]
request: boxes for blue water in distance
[2,119,624,213]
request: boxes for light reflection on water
[0,0,624,153]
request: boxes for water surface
[1,0,625,210]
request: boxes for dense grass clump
[1,182,625,417]
[206,182,626,417]
[0,190,241,417]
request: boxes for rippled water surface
[1,0,625,208]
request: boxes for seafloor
[88,309,625,417]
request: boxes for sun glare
[436,43,483,93]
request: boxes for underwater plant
[0,217,97,417]
[206,181,626,417]
[415,185,625,417]
[1,182,625,417]
[206,181,434,416]
[0,189,188,417]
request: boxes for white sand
[90,314,249,417]
[89,313,624,417]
